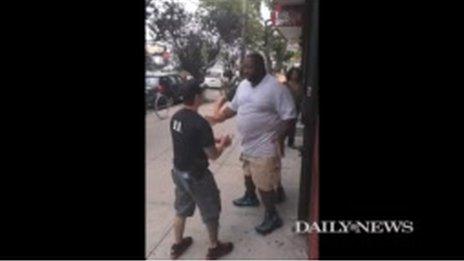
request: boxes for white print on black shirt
[172,120,182,133]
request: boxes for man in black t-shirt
[169,79,234,260]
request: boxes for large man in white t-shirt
[207,53,297,235]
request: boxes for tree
[145,51,156,71]
[261,0,299,73]
[175,32,221,79]
[198,0,266,74]
[262,0,276,10]
[199,1,243,47]
[146,1,189,44]
[199,0,264,49]
[269,31,294,73]
[146,0,221,79]
[145,0,294,77]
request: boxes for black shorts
[171,168,221,224]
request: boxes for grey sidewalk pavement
[146,90,308,259]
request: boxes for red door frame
[308,117,319,260]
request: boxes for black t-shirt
[170,108,215,174]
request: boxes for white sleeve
[275,84,297,120]
[229,95,238,112]
[228,82,243,112]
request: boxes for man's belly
[236,113,281,157]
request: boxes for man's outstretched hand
[215,96,228,111]
[205,96,228,125]
[217,134,232,148]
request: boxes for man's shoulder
[171,108,186,120]
[172,109,210,131]
[188,111,211,130]
[260,74,276,86]
[231,79,249,99]
[172,109,201,121]
[264,74,286,91]
[237,79,250,90]
[197,113,211,127]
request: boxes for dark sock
[277,185,285,195]
[245,176,256,196]
[258,189,276,212]
[288,136,294,146]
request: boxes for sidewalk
[146,96,308,259]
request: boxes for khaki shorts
[240,153,282,192]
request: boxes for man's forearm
[215,145,224,158]
[204,145,224,160]
[213,106,236,124]
[211,145,224,160]
[276,119,296,139]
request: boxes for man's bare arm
[203,146,224,160]
[274,119,297,141]
[203,135,232,160]
[205,96,237,125]
[216,106,237,123]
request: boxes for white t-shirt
[229,74,297,157]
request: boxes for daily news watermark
[295,220,414,234]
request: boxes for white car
[202,71,223,89]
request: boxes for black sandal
[206,241,234,260]
[170,236,193,259]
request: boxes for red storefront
[274,0,319,258]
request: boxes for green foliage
[200,8,242,46]
[146,1,190,43]
[146,0,221,79]
[199,0,265,51]
[146,0,299,77]
[145,52,156,71]
[176,32,221,79]
[262,0,276,10]
[264,29,297,72]
[271,33,288,72]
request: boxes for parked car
[202,70,224,89]
[145,72,183,109]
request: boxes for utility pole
[240,0,247,62]
[264,19,273,73]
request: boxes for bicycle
[153,92,173,120]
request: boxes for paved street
[146,89,307,259]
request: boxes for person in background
[284,67,304,148]
[224,68,243,103]
[179,70,193,83]
[220,70,234,97]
